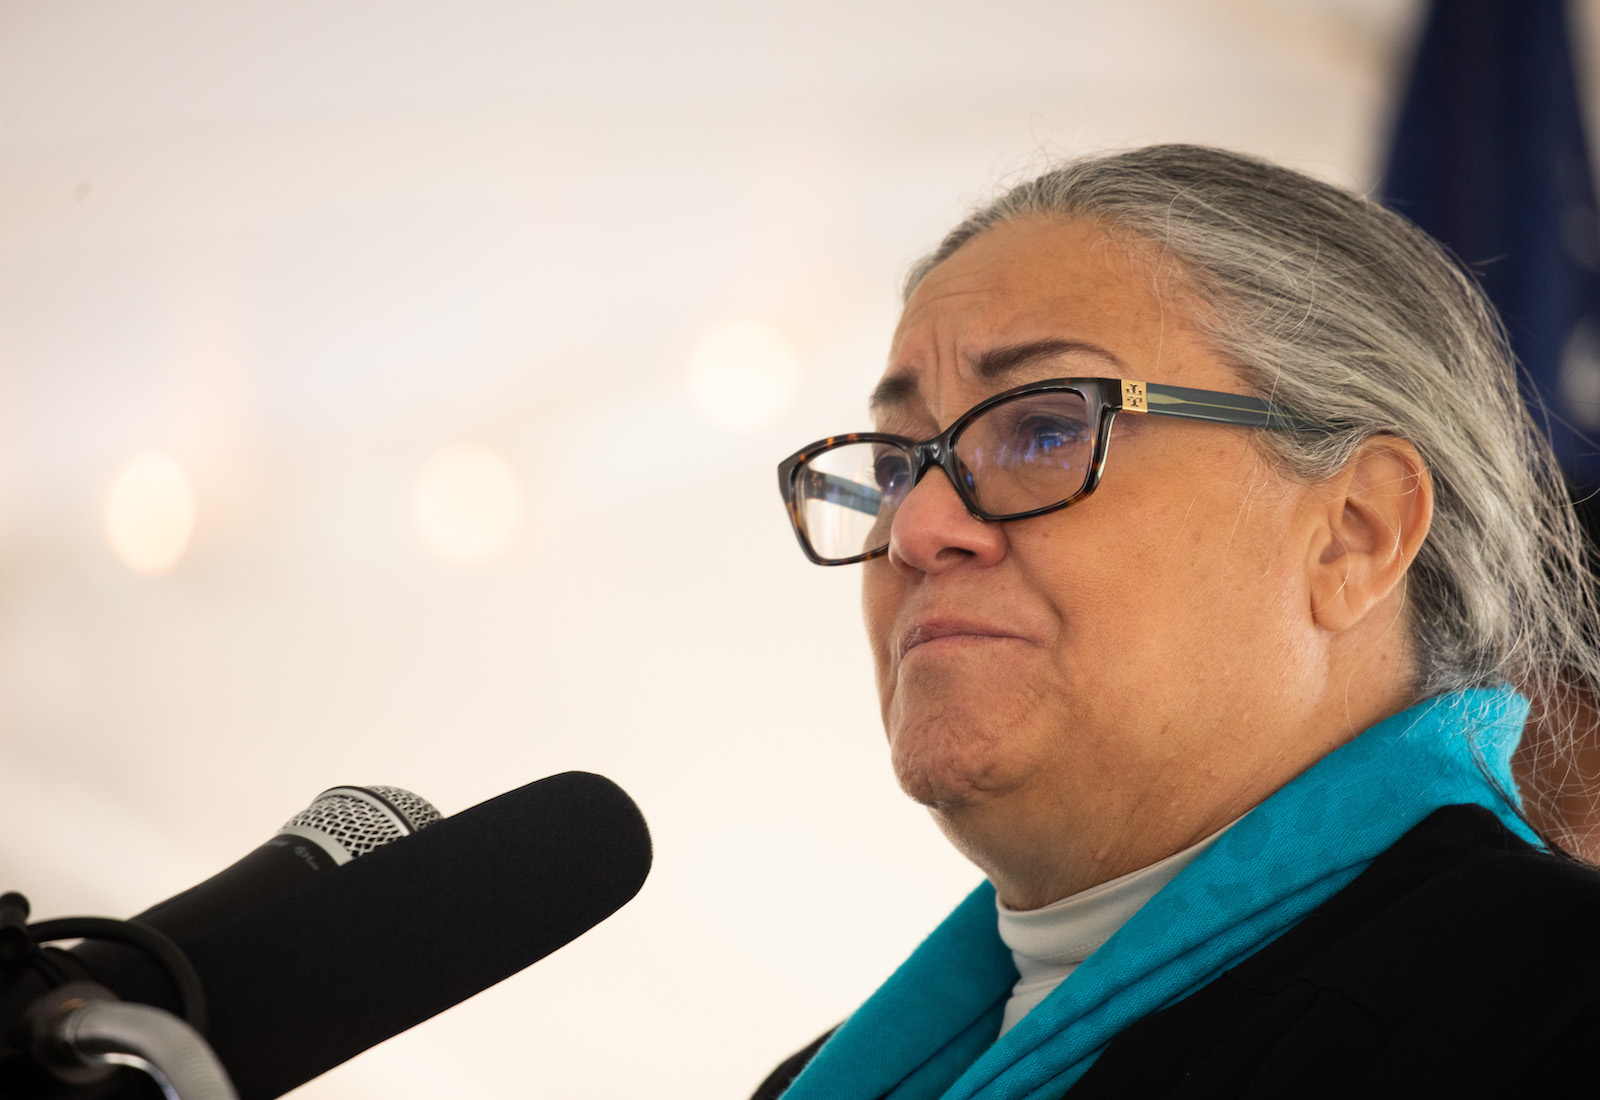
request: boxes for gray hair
[906,145,1599,848]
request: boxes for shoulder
[750,1028,835,1100]
[1075,804,1600,1098]
[1280,803,1600,992]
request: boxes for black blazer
[753,804,1600,1098]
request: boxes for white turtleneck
[995,823,1237,1037]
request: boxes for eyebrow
[868,338,1126,412]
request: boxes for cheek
[1028,476,1305,678]
[861,561,902,701]
[1118,497,1312,687]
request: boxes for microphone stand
[1,893,239,1100]
[27,982,238,1100]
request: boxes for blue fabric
[782,687,1535,1100]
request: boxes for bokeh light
[412,445,521,562]
[687,319,800,433]
[104,452,197,575]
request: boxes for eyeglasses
[776,376,1323,565]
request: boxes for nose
[885,465,1008,575]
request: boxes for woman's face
[863,217,1342,892]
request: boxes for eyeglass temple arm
[1119,380,1321,432]
[794,467,884,517]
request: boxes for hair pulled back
[906,145,1600,847]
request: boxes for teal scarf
[782,687,1535,1100]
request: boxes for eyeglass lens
[795,389,1096,561]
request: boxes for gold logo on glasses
[1121,380,1148,413]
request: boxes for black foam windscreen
[108,771,651,1100]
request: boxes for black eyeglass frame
[776,376,1325,566]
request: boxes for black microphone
[1,784,442,1095]
[74,785,442,984]
[100,771,651,1100]
[136,785,442,941]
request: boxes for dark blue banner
[1382,0,1600,486]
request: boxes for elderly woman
[759,146,1600,1099]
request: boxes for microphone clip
[1,891,36,967]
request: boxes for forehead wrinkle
[872,306,965,422]
[873,237,1136,424]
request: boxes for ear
[1307,436,1433,634]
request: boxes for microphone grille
[280,785,443,863]
[363,785,445,831]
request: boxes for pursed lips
[898,621,1023,660]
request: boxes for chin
[887,711,1022,811]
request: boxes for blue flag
[1382,0,1600,486]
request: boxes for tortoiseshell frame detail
[776,376,1323,566]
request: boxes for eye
[872,450,913,496]
[1009,414,1090,461]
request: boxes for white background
[0,0,1549,1095]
